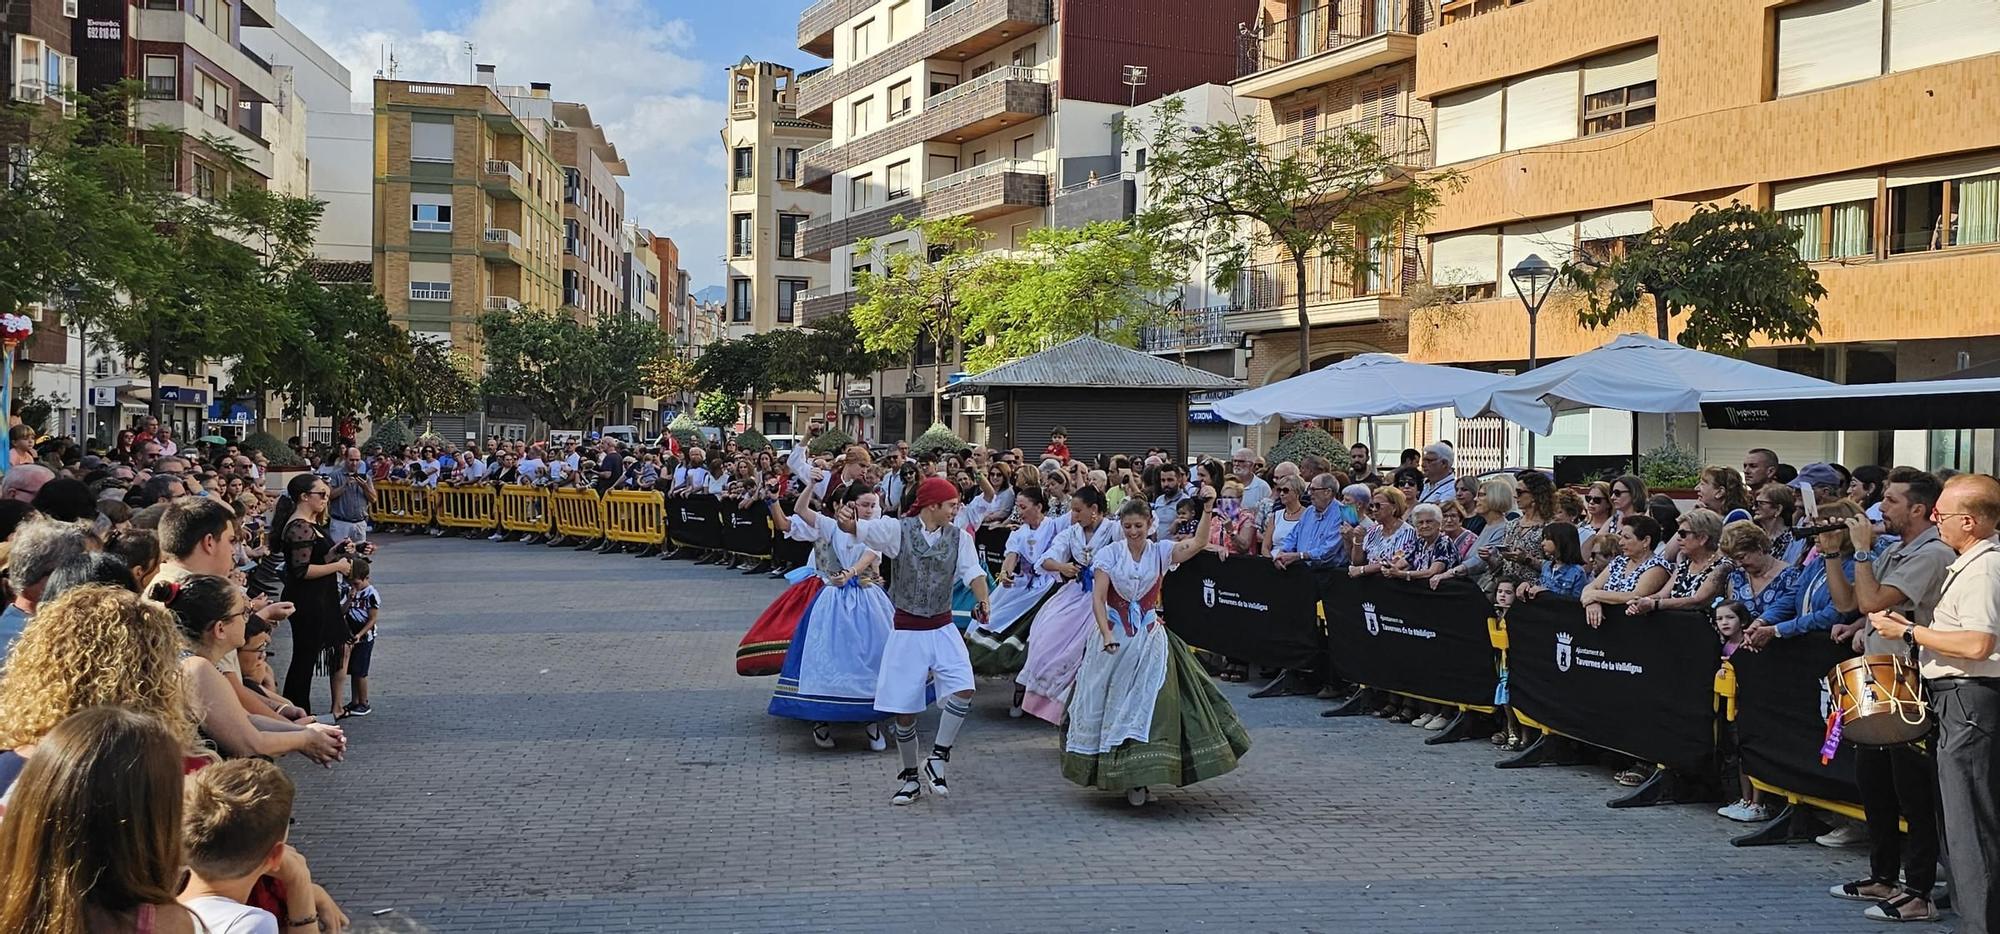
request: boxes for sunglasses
[1585,496,1606,504]
[1675,528,1696,537]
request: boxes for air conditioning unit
[63,0,79,17]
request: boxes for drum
[1827,654,1929,746]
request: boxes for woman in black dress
[277,472,358,713]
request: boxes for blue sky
[280,0,822,291]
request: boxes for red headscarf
[906,476,959,517]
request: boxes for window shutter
[1577,205,1654,241]
[1773,172,1879,210]
[1583,44,1658,95]
[1428,230,1499,285]
[410,121,454,162]
[1887,151,2000,187]
[1888,0,2000,72]
[1501,218,1578,297]
[1435,84,1502,165]
[1775,0,1885,96]
[1503,67,1580,151]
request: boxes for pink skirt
[1015,580,1095,725]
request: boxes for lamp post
[1508,253,1558,470]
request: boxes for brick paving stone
[276,535,1951,933]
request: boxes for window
[13,36,45,103]
[731,213,753,256]
[1012,134,1035,160]
[850,172,873,210]
[192,160,220,201]
[143,143,177,188]
[1776,0,1885,96]
[1434,84,1501,164]
[778,213,806,258]
[886,160,910,200]
[970,149,988,166]
[851,263,871,291]
[1134,147,1148,171]
[143,55,177,101]
[1580,44,1657,137]
[928,154,959,178]
[193,0,230,38]
[930,71,960,96]
[564,167,581,204]
[888,0,915,41]
[410,120,454,162]
[851,19,874,59]
[44,51,75,113]
[1011,43,1038,67]
[1503,68,1576,150]
[196,72,230,123]
[888,80,912,119]
[564,219,580,255]
[410,194,453,232]
[1576,206,1654,264]
[1428,229,1499,300]
[1502,218,1578,297]
[732,75,752,108]
[1890,0,2000,72]
[733,146,753,178]
[776,147,799,181]
[778,278,807,323]
[1582,81,1656,136]
[730,278,752,322]
[851,96,873,135]
[1888,153,2000,253]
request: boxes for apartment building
[499,89,631,323]
[371,71,565,353]
[6,0,81,433]
[1411,0,2000,472]
[244,9,372,261]
[721,59,832,436]
[790,0,1252,444]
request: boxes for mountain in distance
[692,285,724,304]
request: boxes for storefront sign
[157,386,208,407]
[1188,409,1224,424]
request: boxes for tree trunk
[1293,256,1312,378]
[146,315,163,422]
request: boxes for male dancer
[847,476,992,805]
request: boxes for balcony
[1269,113,1434,170]
[1140,306,1242,354]
[799,66,1052,191]
[132,8,279,105]
[481,160,526,200]
[1235,0,1425,100]
[921,157,1047,222]
[1052,171,1136,228]
[794,0,1053,119]
[481,228,526,266]
[798,284,855,325]
[1227,246,1421,333]
[484,296,524,313]
[136,99,274,179]
[797,0,871,57]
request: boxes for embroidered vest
[888,517,957,616]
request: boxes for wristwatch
[1904,626,1919,647]
[1853,550,1875,564]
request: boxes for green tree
[1562,201,1826,352]
[478,307,665,428]
[227,277,420,423]
[958,220,1179,372]
[692,330,818,417]
[694,391,739,428]
[405,331,479,418]
[640,350,699,405]
[1135,99,1460,376]
[848,216,993,414]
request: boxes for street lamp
[1508,253,1558,469]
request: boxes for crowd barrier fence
[369,481,431,528]
[551,488,606,540]
[603,490,667,545]
[431,485,495,530]
[498,484,551,535]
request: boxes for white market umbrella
[1453,333,1835,436]
[1214,353,1508,424]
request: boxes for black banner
[1161,552,1323,670]
[667,494,724,550]
[1324,575,1498,708]
[1730,634,1863,805]
[723,501,774,558]
[975,526,1012,574]
[1506,600,1719,773]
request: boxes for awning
[1455,333,1835,435]
[1702,377,2000,431]
[1214,353,1506,424]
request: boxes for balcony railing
[928,64,1046,111]
[923,158,1045,197]
[483,159,524,187]
[1268,113,1433,168]
[1233,245,1421,312]
[485,296,524,312]
[800,284,836,302]
[144,77,177,101]
[482,228,523,250]
[1238,0,1426,79]
[1140,306,1242,353]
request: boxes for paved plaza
[282,536,1948,934]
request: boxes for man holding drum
[1870,474,2000,934]
[1828,468,1952,924]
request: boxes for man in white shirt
[850,476,991,806]
[1232,448,1273,519]
[1417,442,1459,507]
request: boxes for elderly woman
[1697,465,1753,524]
[1387,503,1456,584]
[1209,480,1261,558]
[1263,476,1309,559]
[1433,478,1516,593]
[1346,486,1414,577]
[1751,483,1801,564]
[1579,515,1670,628]
[1439,500,1478,563]
[1627,507,1729,615]
[1743,500,1866,651]
[1341,482,1373,528]
[1720,520,1802,637]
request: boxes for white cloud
[278,0,729,288]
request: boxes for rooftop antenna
[464,41,475,84]
[1121,64,1148,108]
[384,44,400,79]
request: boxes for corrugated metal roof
[946,336,1245,394]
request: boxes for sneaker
[487,532,505,542]
[890,768,923,806]
[345,703,372,718]
[811,723,834,749]
[1421,712,1451,731]
[922,756,949,798]
[1409,712,1436,729]
[1717,800,1750,820]
[1008,703,1023,719]
[865,723,887,752]
[1816,822,1870,848]
[1125,787,1149,807]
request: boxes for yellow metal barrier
[432,485,497,530]
[602,490,667,545]
[498,484,551,535]
[552,488,606,539]
[369,481,430,528]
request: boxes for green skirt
[1060,631,1252,792]
[964,584,1059,676]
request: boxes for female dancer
[766,476,898,751]
[277,472,367,714]
[1016,486,1120,724]
[1064,496,1251,806]
[966,486,1065,685]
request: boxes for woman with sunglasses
[1346,487,1414,579]
[1628,508,1729,615]
[275,473,361,715]
[1262,476,1309,560]
[1608,474,1647,527]
[163,575,346,763]
[1579,481,1618,547]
